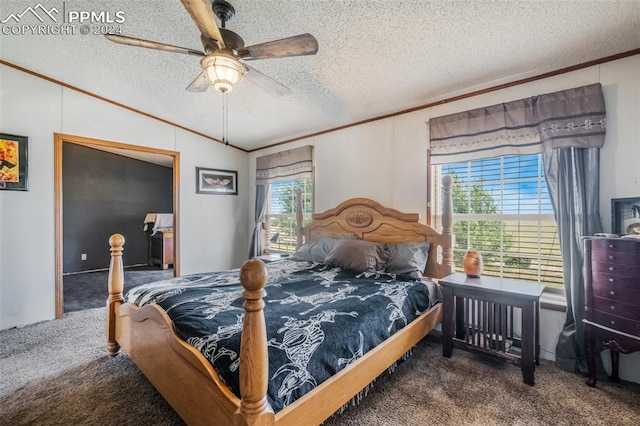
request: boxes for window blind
[434,154,563,288]
[266,178,312,253]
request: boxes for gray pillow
[385,241,431,279]
[291,237,342,263]
[324,239,389,273]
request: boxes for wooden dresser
[583,236,640,387]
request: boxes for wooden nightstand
[440,272,544,385]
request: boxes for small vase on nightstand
[463,249,483,278]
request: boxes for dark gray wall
[63,144,173,273]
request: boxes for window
[265,178,312,253]
[431,154,563,289]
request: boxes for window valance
[429,83,606,164]
[256,145,313,185]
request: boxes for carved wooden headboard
[300,176,454,279]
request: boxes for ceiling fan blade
[238,33,318,60]
[180,0,226,50]
[105,34,204,56]
[243,64,291,96]
[185,71,210,92]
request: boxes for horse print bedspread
[126,259,440,413]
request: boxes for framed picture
[0,133,28,191]
[196,167,238,195]
[611,197,640,235]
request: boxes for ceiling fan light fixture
[203,54,246,93]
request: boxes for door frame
[53,133,180,318]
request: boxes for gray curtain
[256,146,313,185]
[429,83,606,164]
[543,147,603,374]
[249,184,269,258]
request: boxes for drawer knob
[611,321,615,326]
[609,244,614,248]
[609,278,614,283]
[609,266,615,271]
[610,291,616,296]
[609,255,614,260]
[611,306,615,311]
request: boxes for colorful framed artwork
[0,133,28,191]
[611,197,640,235]
[196,167,238,195]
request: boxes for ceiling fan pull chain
[222,92,229,145]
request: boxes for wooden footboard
[107,234,242,425]
[108,237,279,424]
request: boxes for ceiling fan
[105,0,318,96]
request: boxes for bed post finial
[235,259,275,426]
[107,233,125,356]
[441,175,454,273]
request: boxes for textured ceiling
[1,0,640,152]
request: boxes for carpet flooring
[1,307,639,425]
[63,265,173,313]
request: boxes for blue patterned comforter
[126,259,441,413]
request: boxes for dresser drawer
[591,275,640,299]
[590,272,640,290]
[591,249,639,266]
[591,310,640,336]
[589,296,640,320]
[591,238,640,255]
[591,261,640,279]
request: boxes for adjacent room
[1,1,639,425]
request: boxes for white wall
[176,129,250,274]
[0,64,250,330]
[0,66,61,329]
[249,54,640,383]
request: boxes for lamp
[200,54,245,145]
[202,54,246,93]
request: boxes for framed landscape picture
[0,133,28,191]
[611,197,640,235]
[196,167,238,195]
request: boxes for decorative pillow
[384,241,431,279]
[291,237,355,263]
[324,239,389,273]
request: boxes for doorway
[53,133,180,318]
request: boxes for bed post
[234,259,275,426]
[295,187,304,249]
[107,233,125,356]
[441,174,454,271]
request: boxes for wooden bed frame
[107,175,453,425]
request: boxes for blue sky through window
[269,181,287,214]
[442,154,554,214]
